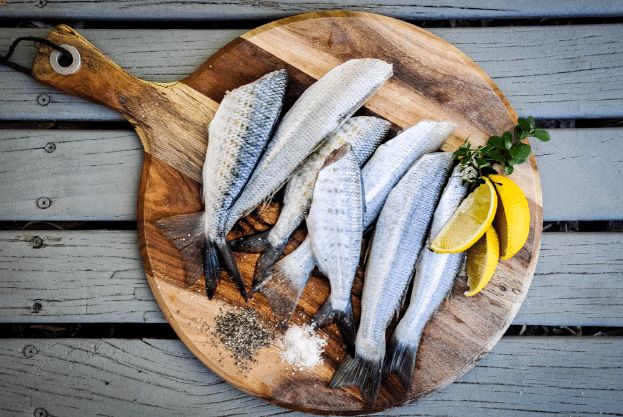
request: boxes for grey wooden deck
[1,2,622,416]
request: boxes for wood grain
[1,230,622,326]
[72,11,543,414]
[30,25,218,183]
[1,337,622,417]
[2,0,622,21]
[1,128,621,222]
[3,24,623,121]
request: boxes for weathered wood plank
[1,24,623,120]
[1,230,622,326]
[2,127,621,221]
[2,0,622,21]
[0,336,621,416]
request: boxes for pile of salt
[278,324,327,370]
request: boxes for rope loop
[0,36,72,75]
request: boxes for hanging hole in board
[50,44,81,75]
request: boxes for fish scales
[383,165,468,389]
[225,59,392,234]
[306,144,363,347]
[231,116,389,289]
[154,70,288,301]
[329,152,455,406]
[258,121,457,325]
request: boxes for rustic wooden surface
[84,11,543,413]
[1,231,622,327]
[1,128,620,222]
[1,337,622,417]
[1,0,622,21]
[3,24,623,121]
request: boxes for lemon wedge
[489,174,530,260]
[465,226,499,296]
[430,177,498,253]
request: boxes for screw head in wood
[44,142,56,153]
[23,345,38,358]
[37,94,50,106]
[36,197,51,209]
[34,0,46,8]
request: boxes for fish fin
[229,230,288,287]
[320,143,351,170]
[257,262,307,326]
[329,353,382,406]
[251,240,288,287]
[383,335,418,390]
[310,298,356,349]
[203,238,221,300]
[229,230,272,253]
[214,237,248,302]
[153,212,205,287]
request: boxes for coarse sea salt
[278,324,327,370]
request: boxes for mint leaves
[453,117,550,192]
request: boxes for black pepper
[211,307,274,371]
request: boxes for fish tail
[229,230,287,287]
[329,353,382,406]
[310,298,356,349]
[153,212,205,287]
[203,238,221,300]
[383,334,418,390]
[256,262,307,326]
[213,236,248,302]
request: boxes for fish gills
[154,70,288,301]
[306,144,363,348]
[225,59,393,234]
[329,152,455,406]
[383,165,468,389]
[231,116,389,288]
[257,121,456,326]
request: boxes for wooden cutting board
[30,11,542,415]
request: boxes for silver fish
[230,116,389,288]
[306,143,363,347]
[258,121,457,325]
[329,152,455,406]
[383,165,468,389]
[224,59,393,234]
[154,70,288,301]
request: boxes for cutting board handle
[31,25,146,121]
[31,25,217,182]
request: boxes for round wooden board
[137,11,543,415]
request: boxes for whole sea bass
[383,165,467,389]
[230,116,390,288]
[306,144,363,347]
[329,152,455,406]
[154,70,288,301]
[224,59,393,235]
[258,121,457,325]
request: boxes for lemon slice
[430,177,498,253]
[489,174,530,260]
[465,226,499,296]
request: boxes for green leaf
[533,129,550,142]
[504,164,515,175]
[528,116,536,128]
[488,135,505,149]
[517,118,531,132]
[488,151,507,163]
[509,143,532,163]
[503,131,513,148]
[453,148,468,158]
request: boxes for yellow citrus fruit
[430,177,498,253]
[489,174,530,260]
[465,226,499,296]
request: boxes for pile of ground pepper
[212,307,275,370]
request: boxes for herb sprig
[453,116,550,192]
